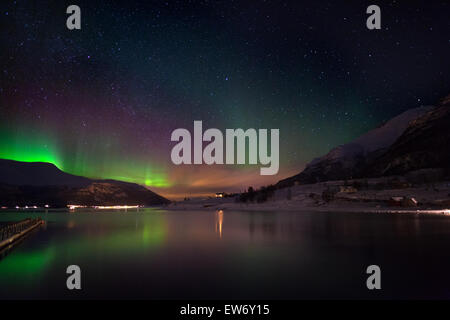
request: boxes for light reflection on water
[1,208,450,299]
[215,210,223,238]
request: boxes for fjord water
[1,209,450,299]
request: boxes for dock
[0,218,45,251]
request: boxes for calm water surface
[1,209,450,299]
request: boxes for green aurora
[0,125,171,188]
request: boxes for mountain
[0,159,170,207]
[364,95,450,177]
[0,159,91,187]
[277,96,449,188]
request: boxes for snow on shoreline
[166,178,450,215]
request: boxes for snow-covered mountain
[310,105,434,164]
[277,104,437,187]
[365,95,450,177]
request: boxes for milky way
[0,0,449,198]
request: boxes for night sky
[0,0,449,199]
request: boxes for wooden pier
[0,218,44,251]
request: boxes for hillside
[278,95,449,188]
[365,95,450,177]
[0,159,170,207]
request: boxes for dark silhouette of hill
[0,159,170,207]
[0,159,91,187]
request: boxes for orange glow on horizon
[151,165,301,201]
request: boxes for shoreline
[1,201,449,216]
[0,204,449,215]
[164,201,450,215]
[166,178,450,215]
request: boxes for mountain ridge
[277,95,450,188]
[0,159,170,207]
[364,95,450,177]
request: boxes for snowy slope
[277,105,435,186]
[310,106,434,165]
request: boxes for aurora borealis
[1,1,449,199]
